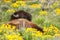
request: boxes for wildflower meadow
[0,0,60,40]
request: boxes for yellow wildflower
[35,31,42,37]
[0,29,2,33]
[55,8,60,15]
[7,24,11,29]
[25,28,42,37]
[16,1,26,6]
[48,25,54,32]
[6,35,23,40]
[5,33,23,40]
[21,3,26,6]
[54,27,59,33]
[11,26,16,30]
[43,27,48,32]
[4,0,11,3]
[26,28,37,32]
[49,25,54,31]
[0,24,23,40]
[30,4,41,8]
[39,11,48,16]
[11,3,20,8]
[1,24,5,29]
[7,9,15,13]
[16,1,26,4]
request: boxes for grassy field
[0,0,60,40]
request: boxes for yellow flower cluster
[16,1,26,6]
[43,25,60,36]
[7,9,15,13]
[30,4,41,8]
[1,24,16,30]
[0,24,60,40]
[11,3,20,8]
[39,11,48,16]
[5,33,23,40]
[11,1,26,8]
[0,24,23,40]
[26,25,60,36]
[55,8,60,15]
[4,0,11,3]
[25,28,42,37]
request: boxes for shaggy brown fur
[10,10,32,21]
[7,19,44,33]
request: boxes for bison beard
[7,19,44,33]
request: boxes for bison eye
[13,14,19,18]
